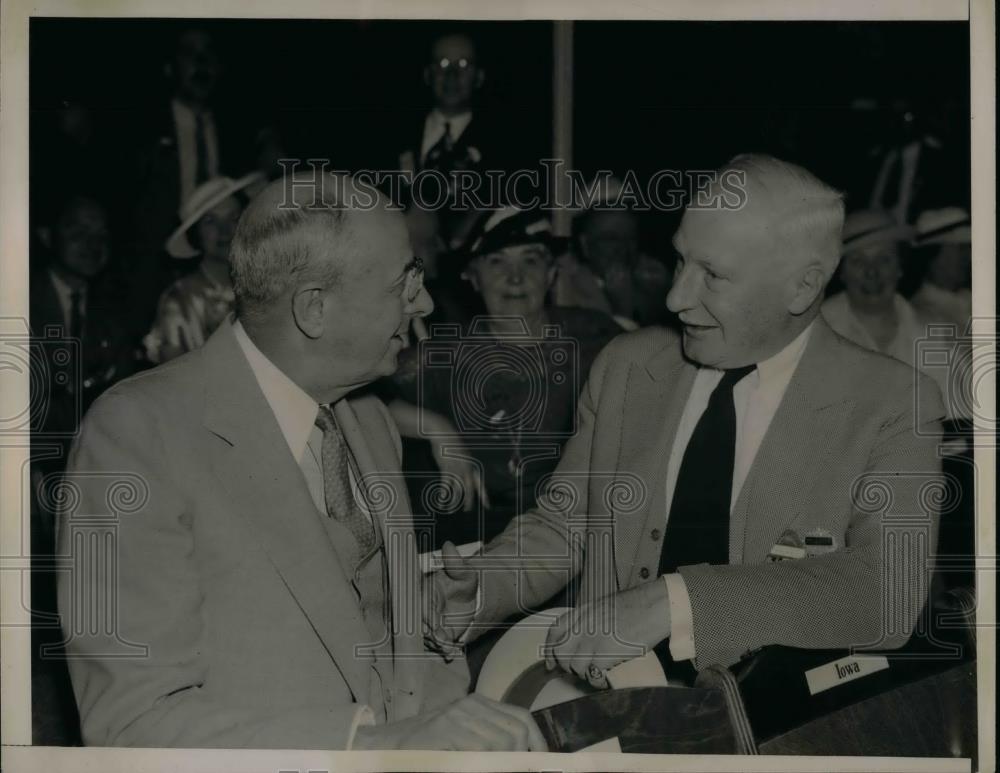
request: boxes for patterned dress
[143,264,235,364]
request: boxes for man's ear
[789,263,827,315]
[291,284,326,339]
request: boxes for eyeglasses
[431,57,474,73]
[402,256,426,303]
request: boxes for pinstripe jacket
[474,316,947,670]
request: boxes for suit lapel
[201,322,371,702]
[732,319,857,563]
[613,347,697,589]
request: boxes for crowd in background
[27,22,974,744]
[30,24,972,518]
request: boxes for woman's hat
[165,171,264,259]
[841,208,915,254]
[462,207,569,261]
[913,207,971,246]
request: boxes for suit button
[639,567,650,579]
[650,528,661,541]
[384,689,393,704]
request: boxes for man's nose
[666,263,696,313]
[409,284,435,318]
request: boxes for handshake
[387,541,673,752]
[353,542,545,751]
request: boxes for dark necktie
[314,405,377,557]
[658,365,756,575]
[68,289,84,340]
[424,121,454,171]
[194,111,209,184]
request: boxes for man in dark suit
[57,173,545,750]
[436,155,945,684]
[392,32,529,247]
[128,26,254,337]
[30,194,135,448]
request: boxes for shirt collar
[232,319,320,462]
[427,108,473,138]
[48,268,85,300]
[754,319,815,387]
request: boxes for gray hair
[229,173,363,320]
[727,153,845,277]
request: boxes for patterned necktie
[658,365,756,574]
[314,405,377,556]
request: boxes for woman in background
[144,172,261,363]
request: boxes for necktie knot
[314,404,338,435]
[718,364,756,392]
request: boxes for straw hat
[165,172,264,259]
[841,209,915,254]
[913,207,971,246]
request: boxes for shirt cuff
[346,704,376,749]
[456,582,483,645]
[663,573,696,662]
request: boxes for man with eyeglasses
[56,173,547,750]
[392,32,531,249]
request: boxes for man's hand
[353,693,547,751]
[425,541,480,652]
[543,580,671,688]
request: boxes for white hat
[475,607,674,713]
[842,209,915,254]
[165,172,264,259]
[914,207,971,246]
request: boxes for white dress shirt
[232,320,375,745]
[171,98,220,205]
[661,322,814,661]
[48,269,86,333]
[419,109,473,164]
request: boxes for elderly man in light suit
[56,173,545,750]
[441,154,945,682]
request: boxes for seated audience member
[434,155,944,685]
[389,208,623,544]
[554,180,672,329]
[910,206,972,331]
[31,195,136,437]
[144,173,261,363]
[822,209,949,402]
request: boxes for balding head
[231,173,381,320]
[669,155,843,368]
[229,172,432,403]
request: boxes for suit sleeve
[677,371,946,669]
[57,389,366,748]
[468,339,617,629]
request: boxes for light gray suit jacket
[56,320,467,748]
[475,317,946,669]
